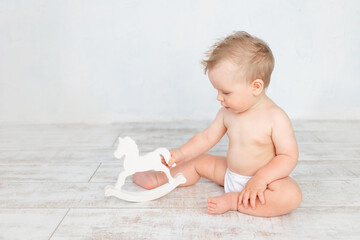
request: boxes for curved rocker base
[105,173,186,202]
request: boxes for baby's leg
[237,177,302,217]
[208,177,302,216]
[133,154,227,189]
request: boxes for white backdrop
[1,0,359,124]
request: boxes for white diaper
[224,168,252,193]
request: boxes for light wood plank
[0,124,120,150]
[52,148,114,163]
[0,150,58,164]
[1,180,359,209]
[292,160,360,180]
[0,209,67,240]
[0,125,83,151]
[295,131,360,144]
[62,127,120,149]
[0,149,116,164]
[0,182,219,209]
[51,207,360,240]
[0,163,100,182]
[292,120,360,131]
[298,143,360,160]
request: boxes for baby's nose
[217,93,224,102]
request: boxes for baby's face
[208,60,257,114]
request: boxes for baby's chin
[228,107,249,114]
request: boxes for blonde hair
[201,31,275,88]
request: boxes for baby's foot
[207,192,239,215]
[132,171,161,190]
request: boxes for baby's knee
[281,179,302,210]
[270,177,302,210]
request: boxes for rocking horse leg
[115,171,131,189]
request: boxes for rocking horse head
[114,137,139,159]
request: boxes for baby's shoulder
[265,102,291,127]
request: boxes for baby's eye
[223,92,231,95]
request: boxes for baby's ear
[251,79,264,95]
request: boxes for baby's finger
[167,158,174,167]
[258,191,265,205]
[250,192,257,209]
[238,191,244,206]
[243,191,250,209]
[161,159,170,169]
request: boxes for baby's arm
[255,111,298,184]
[167,108,227,166]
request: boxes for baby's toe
[207,206,216,215]
[207,201,217,214]
[208,202,216,209]
[207,210,215,215]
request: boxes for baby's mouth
[221,103,229,109]
[222,104,230,109]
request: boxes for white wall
[1,0,359,124]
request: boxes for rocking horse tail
[154,148,173,167]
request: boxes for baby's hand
[161,149,185,168]
[238,175,267,210]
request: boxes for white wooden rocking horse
[104,136,186,202]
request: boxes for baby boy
[133,31,302,217]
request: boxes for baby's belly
[226,145,275,176]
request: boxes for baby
[133,31,302,217]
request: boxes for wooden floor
[0,120,359,239]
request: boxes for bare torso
[223,97,279,176]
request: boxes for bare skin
[133,60,302,216]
